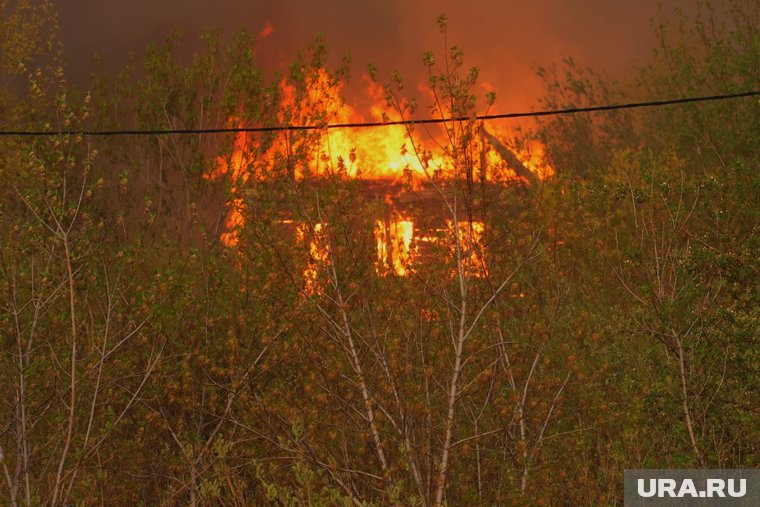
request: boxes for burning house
[207,68,552,286]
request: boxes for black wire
[1,90,757,137]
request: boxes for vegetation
[0,1,757,505]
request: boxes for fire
[412,220,488,278]
[375,218,415,276]
[275,69,445,180]
[207,66,553,281]
[521,141,554,180]
[297,222,330,293]
[447,220,487,277]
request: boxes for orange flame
[375,218,415,276]
[207,67,553,278]
[297,222,330,293]
[447,220,487,278]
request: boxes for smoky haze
[57,0,695,116]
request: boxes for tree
[535,0,759,481]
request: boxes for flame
[205,121,253,247]
[210,67,556,187]
[297,222,330,293]
[375,218,415,276]
[516,140,554,180]
[447,220,487,277]
[276,69,445,180]
[207,66,553,276]
[402,220,488,278]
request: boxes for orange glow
[209,67,553,184]
[277,68,446,180]
[447,220,487,277]
[207,66,554,272]
[258,22,275,40]
[376,218,415,276]
[205,120,255,246]
[297,222,330,293]
[375,220,388,273]
[518,140,554,180]
[219,198,244,247]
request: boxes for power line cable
[1,90,757,137]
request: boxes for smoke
[57,0,696,114]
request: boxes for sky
[57,0,695,116]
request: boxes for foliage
[0,0,757,505]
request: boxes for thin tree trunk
[675,333,705,467]
[51,233,78,506]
